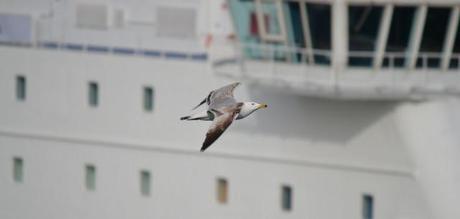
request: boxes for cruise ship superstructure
[0,0,459,218]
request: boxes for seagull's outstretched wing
[200,103,242,152]
[208,82,240,111]
[191,82,240,111]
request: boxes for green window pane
[143,87,154,111]
[88,82,98,107]
[140,170,151,196]
[85,164,96,190]
[281,185,292,211]
[16,76,26,101]
[13,157,23,183]
[363,194,374,219]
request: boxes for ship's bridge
[213,0,460,100]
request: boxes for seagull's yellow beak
[257,103,268,109]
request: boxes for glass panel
[348,6,383,67]
[140,170,151,196]
[228,0,260,57]
[143,87,154,112]
[13,157,23,183]
[363,194,374,219]
[85,164,96,191]
[383,7,416,68]
[285,2,308,63]
[418,7,450,68]
[281,185,292,211]
[451,13,460,69]
[88,82,98,107]
[306,3,331,65]
[216,178,228,204]
[259,0,282,36]
[16,75,26,101]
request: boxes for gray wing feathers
[209,82,240,110]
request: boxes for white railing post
[441,6,460,71]
[407,5,427,70]
[332,0,348,87]
[374,4,394,70]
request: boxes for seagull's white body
[180,82,267,152]
[182,101,264,121]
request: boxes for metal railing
[234,42,460,70]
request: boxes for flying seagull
[180,82,267,152]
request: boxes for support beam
[441,6,460,71]
[332,0,348,71]
[299,2,315,64]
[373,4,393,70]
[406,5,427,70]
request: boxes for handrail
[235,42,460,70]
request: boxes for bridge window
[306,3,331,65]
[255,0,285,41]
[417,7,450,68]
[229,0,331,65]
[348,5,383,67]
[383,6,416,68]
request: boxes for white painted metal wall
[0,45,429,219]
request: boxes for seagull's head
[238,102,268,119]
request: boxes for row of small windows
[11,156,375,217]
[15,76,155,111]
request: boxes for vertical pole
[299,2,315,64]
[332,0,348,71]
[406,5,427,70]
[332,0,348,88]
[441,6,460,71]
[374,4,393,70]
